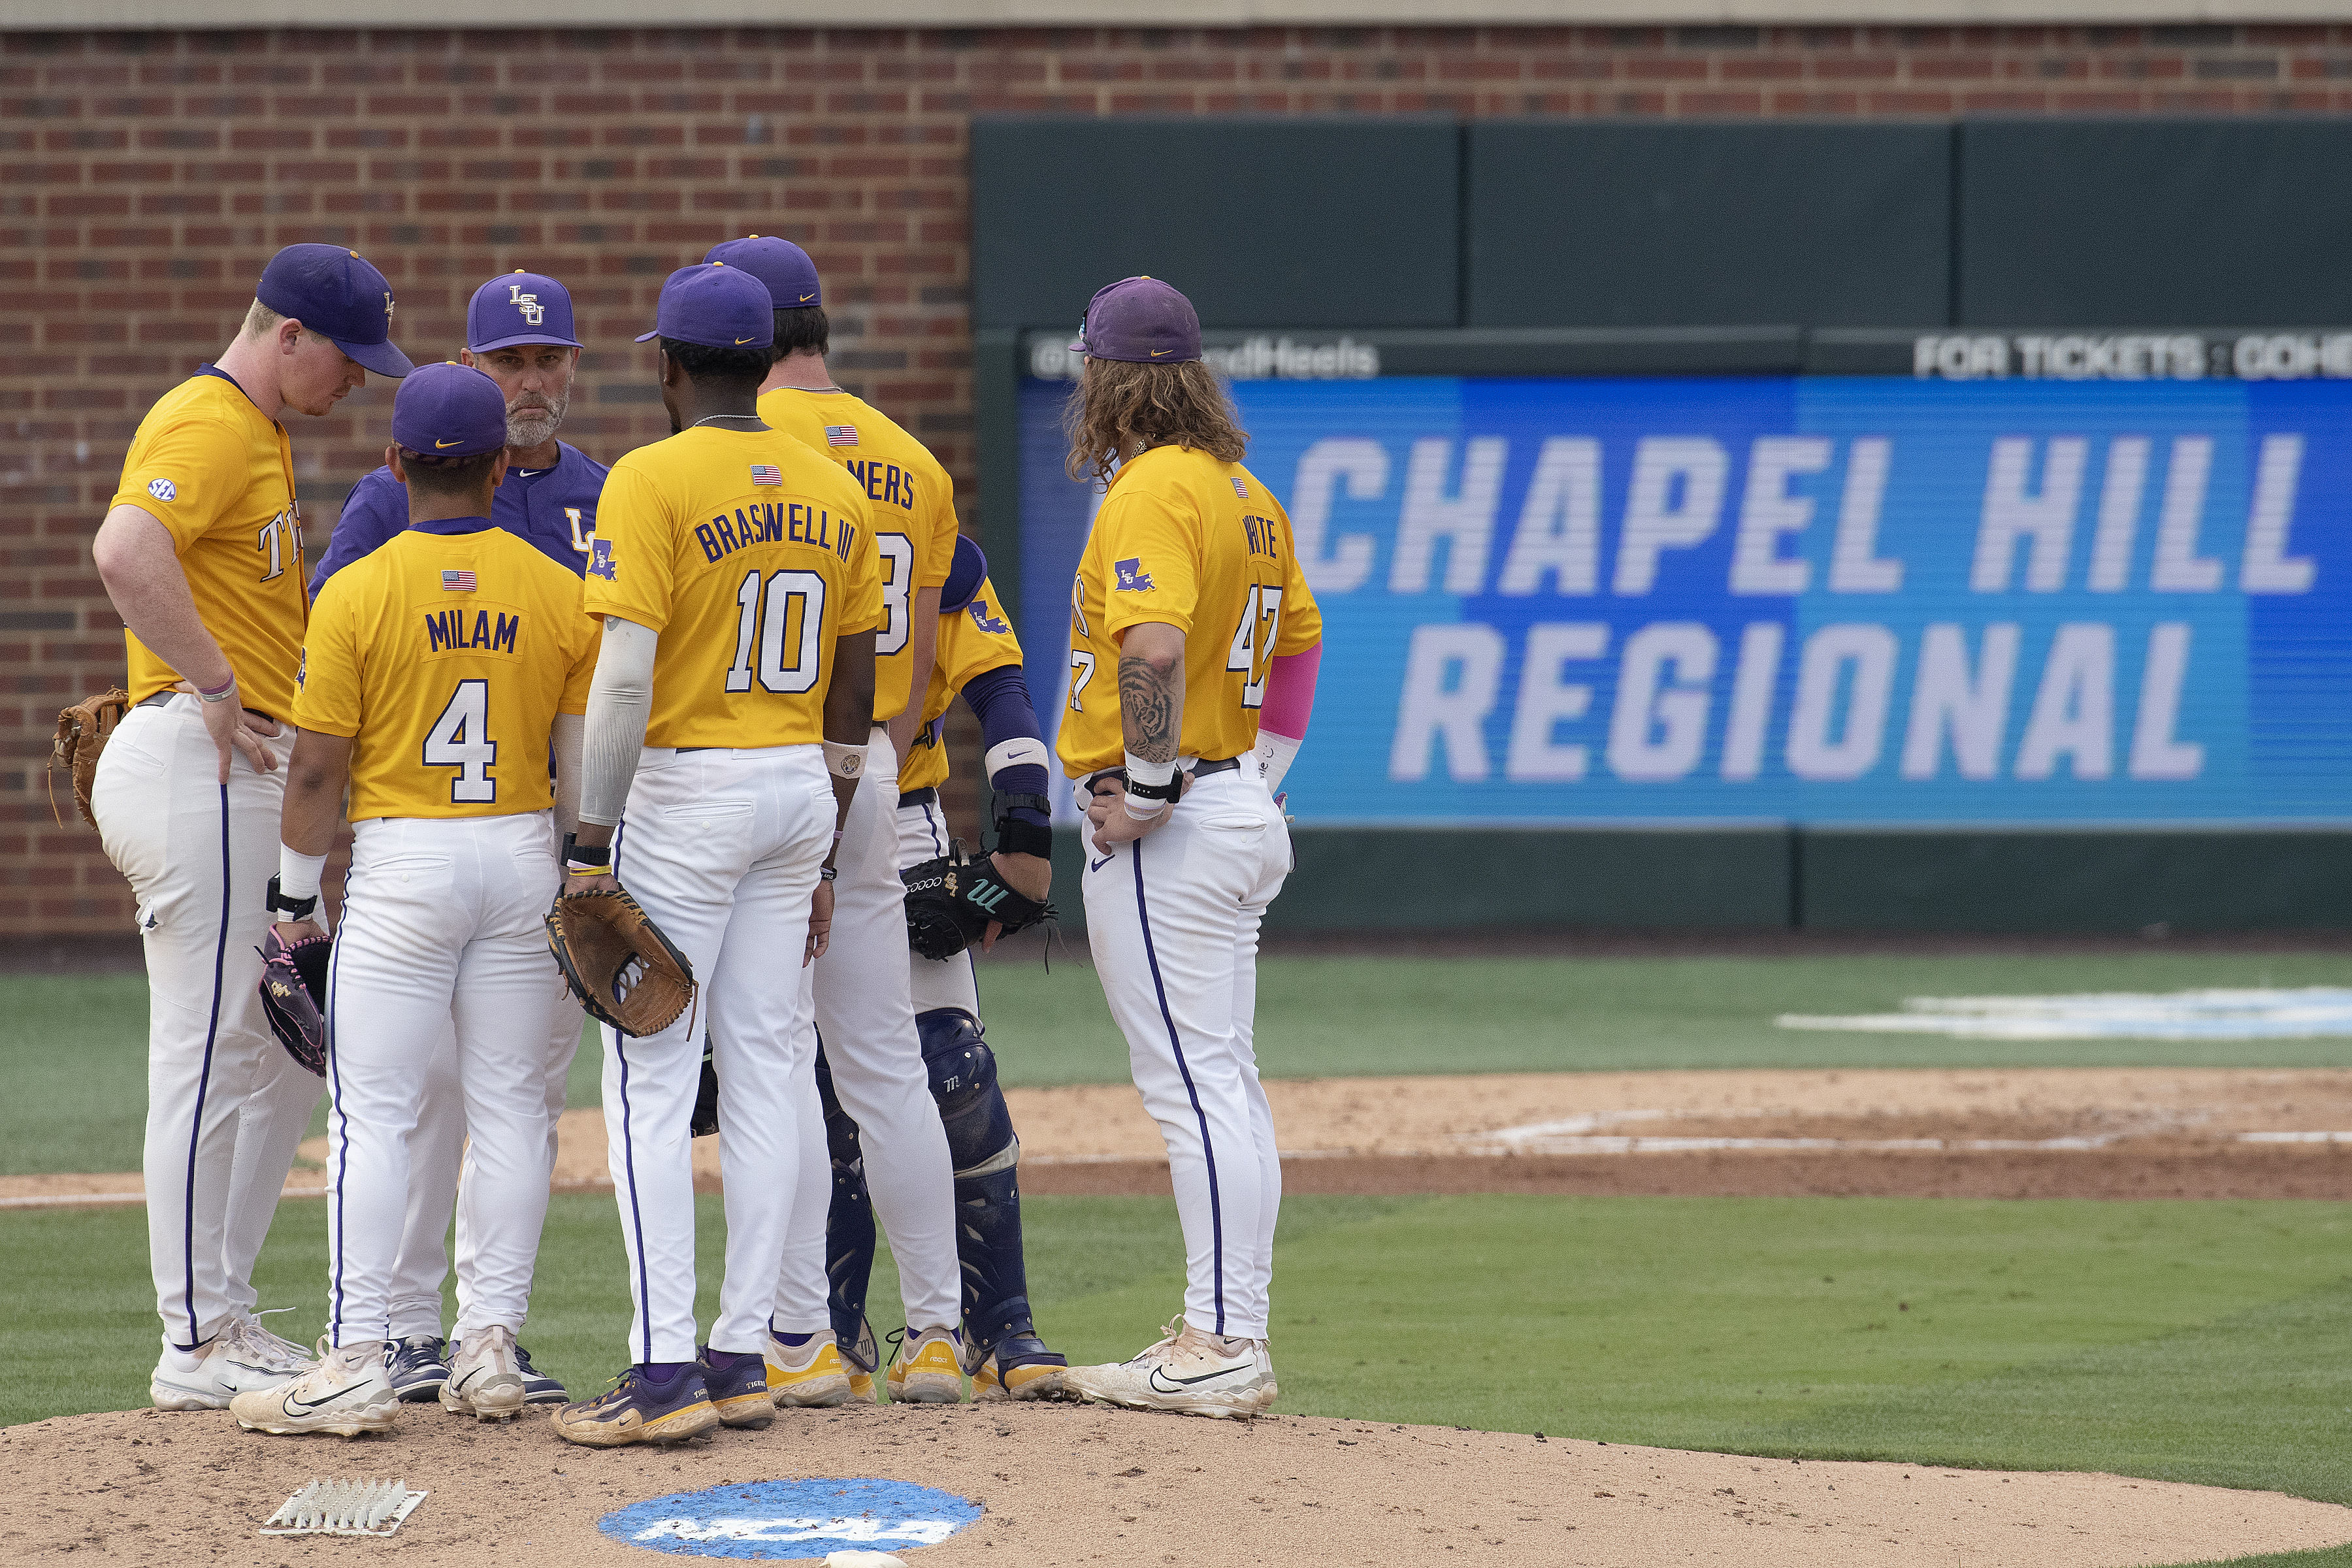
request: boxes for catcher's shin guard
[917,1009,1049,1365]
[815,1044,877,1349]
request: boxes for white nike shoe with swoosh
[1063,1317,1270,1419]
[229,1339,399,1437]
[150,1330,305,1413]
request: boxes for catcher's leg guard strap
[816,1044,876,1347]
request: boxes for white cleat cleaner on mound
[440,1324,529,1419]
[1064,1318,1274,1420]
[230,1339,399,1437]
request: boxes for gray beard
[506,400,564,449]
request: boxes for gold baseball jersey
[899,574,1022,794]
[583,425,881,749]
[1058,444,1324,778]
[757,387,958,724]
[109,368,306,717]
[295,523,598,822]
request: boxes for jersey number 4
[727,568,827,694]
[424,679,497,803]
[1226,583,1284,709]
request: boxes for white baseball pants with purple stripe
[1080,766,1291,1340]
[603,745,831,1365]
[91,694,321,1352]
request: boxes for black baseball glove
[902,838,1055,961]
[257,924,331,1076]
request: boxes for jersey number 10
[727,567,827,695]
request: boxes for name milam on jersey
[694,500,862,566]
[424,606,522,656]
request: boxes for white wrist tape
[1123,751,1175,789]
[1122,794,1168,821]
[1254,731,1302,795]
[985,736,1051,777]
[823,740,868,779]
[278,844,327,902]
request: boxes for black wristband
[1122,770,1181,804]
[993,817,1054,860]
[562,834,611,870]
[265,874,318,923]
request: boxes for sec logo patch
[147,478,176,502]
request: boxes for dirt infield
[14,1066,2352,1208]
[8,1401,2350,1567]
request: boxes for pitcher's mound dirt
[7,1401,2347,1567]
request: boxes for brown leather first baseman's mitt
[49,685,130,828]
[257,924,331,1077]
[546,886,696,1037]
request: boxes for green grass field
[8,950,2352,1567]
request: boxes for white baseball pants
[606,745,830,1365]
[91,693,322,1351]
[383,973,581,1340]
[323,812,563,1348]
[895,792,982,1017]
[774,727,962,1335]
[1081,766,1291,1340]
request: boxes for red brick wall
[7,21,2350,934]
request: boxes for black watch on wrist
[1122,771,1181,804]
[265,874,319,923]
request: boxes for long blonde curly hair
[1062,357,1249,488]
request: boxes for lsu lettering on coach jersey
[110,368,306,717]
[584,425,881,750]
[899,574,1022,795]
[295,521,598,822]
[1058,444,1323,779]
[758,388,957,725]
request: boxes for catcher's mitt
[902,838,1055,962]
[49,685,131,828]
[546,885,696,1037]
[257,924,331,1077]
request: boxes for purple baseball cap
[636,263,775,350]
[1070,276,1201,365]
[391,361,508,459]
[468,270,583,353]
[704,235,821,310]
[257,243,414,378]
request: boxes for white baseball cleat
[1063,1318,1272,1419]
[1251,1339,1279,1412]
[229,1339,399,1436]
[440,1324,528,1419]
[150,1327,309,1413]
[225,1308,318,1377]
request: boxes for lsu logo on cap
[147,478,177,502]
[508,283,543,326]
[587,538,617,581]
[1113,557,1154,593]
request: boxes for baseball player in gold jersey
[229,363,597,1437]
[710,235,975,1402]
[91,244,412,1412]
[1055,279,1325,1419]
[555,262,883,1448]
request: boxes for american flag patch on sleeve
[749,463,783,486]
[825,425,858,447]
[441,569,476,592]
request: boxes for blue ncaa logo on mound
[599,1477,982,1560]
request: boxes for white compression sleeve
[580,617,658,828]
[549,710,585,838]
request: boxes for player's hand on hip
[180,680,279,780]
[1088,778,1176,855]
[805,877,834,966]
